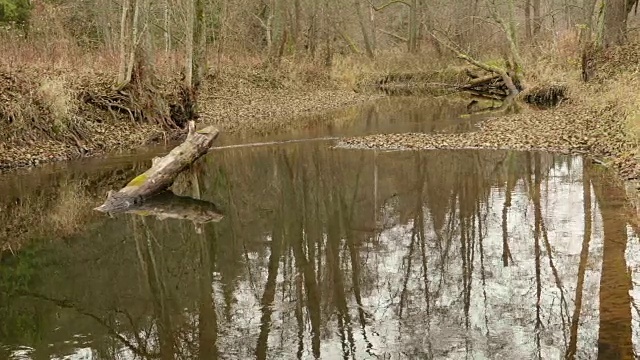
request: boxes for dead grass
[602,78,640,149]
[331,50,453,90]
[37,77,77,131]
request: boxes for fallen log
[460,74,502,89]
[95,121,219,213]
[465,90,506,101]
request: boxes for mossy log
[95,121,219,213]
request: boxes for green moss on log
[126,173,148,187]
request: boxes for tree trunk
[355,0,375,58]
[126,191,223,223]
[117,0,132,85]
[164,0,171,52]
[524,0,532,41]
[185,0,195,89]
[308,1,318,58]
[264,1,274,53]
[95,121,220,214]
[292,0,301,52]
[216,0,227,74]
[581,0,598,44]
[505,0,523,80]
[124,0,141,85]
[370,3,377,51]
[194,0,206,87]
[408,0,418,53]
[533,0,541,36]
[585,0,598,29]
[322,0,334,67]
[603,0,629,47]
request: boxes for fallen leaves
[340,101,640,181]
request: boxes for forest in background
[1,0,640,172]
[2,0,638,87]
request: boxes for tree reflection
[591,167,633,360]
[1,146,639,359]
[566,163,593,360]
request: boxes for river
[0,96,638,360]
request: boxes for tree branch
[369,0,411,11]
[377,28,408,42]
[252,13,270,30]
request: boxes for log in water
[94,121,219,213]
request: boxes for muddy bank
[0,67,378,172]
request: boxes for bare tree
[532,0,541,36]
[370,0,420,53]
[524,0,532,41]
[185,0,206,89]
[355,0,376,58]
[116,0,138,87]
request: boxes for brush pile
[522,83,568,107]
[458,69,518,100]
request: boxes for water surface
[0,97,638,360]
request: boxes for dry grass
[37,77,76,131]
[331,50,452,89]
[603,78,640,148]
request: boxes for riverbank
[0,65,379,172]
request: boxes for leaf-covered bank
[0,66,378,172]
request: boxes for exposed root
[81,80,190,130]
[0,66,194,170]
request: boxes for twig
[368,0,411,11]
[377,28,408,42]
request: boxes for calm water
[0,97,639,360]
